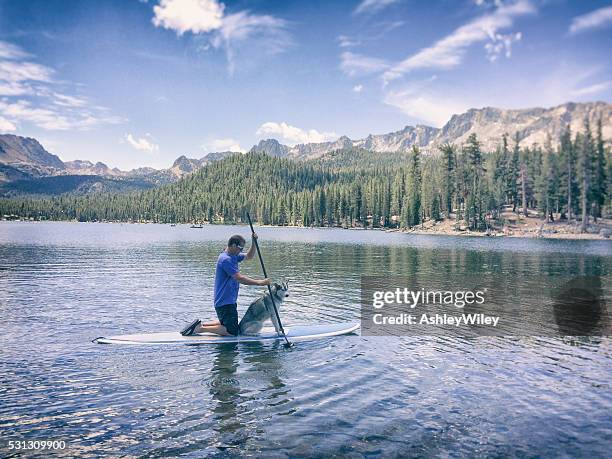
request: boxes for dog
[239,281,289,335]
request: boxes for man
[181,233,270,336]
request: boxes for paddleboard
[93,322,359,345]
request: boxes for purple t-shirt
[214,251,246,307]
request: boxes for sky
[0,0,611,170]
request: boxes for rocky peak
[250,139,290,157]
[201,151,235,162]
[0,134,65,169]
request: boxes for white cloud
[464,62,610,111]
[0,60,53,84]
[354,0,400,15]
[152,0,224,35]
[125,133,159,153]
[53,93,88,108]
[0,100,72,130]
[256,122,337,145]
[210,11,289,74]
[0,99,122,131]
[474,0,504,7]
[570,80,612,97]
[528,64,603,107]
[383,87,466,127]
[0,41,29,60]
[381,75,461,126]
[353,84,364,93]
[0,116,17,132]
[484,31,522,62]
[152,0,290,74]
[215,11,285,43]
[340,51,389,77]
[203,137,245,152]
[383,0,534,83]
[0,41,123,131]
[337,21,403,53]
[0,82,31,96]
[337,35,359,48]
[569,6,612,35]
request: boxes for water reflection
[209,343,243,451]
[205,342,292,455]
[0,222,610,457]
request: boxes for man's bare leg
[196,323,232,336]
[201,320,221,326]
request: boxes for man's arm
[245,232,258,260]
[233,272,270,286]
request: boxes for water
[0,222,610,457]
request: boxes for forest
[1,119,609,233]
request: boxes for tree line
[1,120,609,232]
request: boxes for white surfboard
[93,322,360,345]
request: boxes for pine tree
[431,194,441,221]
[510,133,520,213]
[579,119,595,232]
[593,118,608,219]
[536,136,558,222]
[439,143,456,216]
[558,125,575,221]
[464,133,485,229]
[406,146,422,227]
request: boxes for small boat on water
[190,224,203,229]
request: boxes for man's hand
[246,233,258,260]
[258,278,271,286]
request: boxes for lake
[0,222,610,457]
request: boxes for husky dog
[239,281,289,335]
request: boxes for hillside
[1,120,608,233]
[0,101,609,197]
[0,175,156,197]
[0,133,236,190]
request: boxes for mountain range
[251,101,611,159]
[1,101,610,195]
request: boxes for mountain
[0,133,237,193]
[168,151,235,177]
[170,155,202,176]
[250,101,611,157]
[250,139,290,157]
[64,160,121,176]
[0,175,157,197]
[0,135,65,177]
[436,102,611,151]
[0,163,32,182]
[354,125,439,153]
[291,135,354,159]
[1,101,610,195]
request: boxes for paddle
[246,212,293,348]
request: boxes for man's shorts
[215,303,239,336]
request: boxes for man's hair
[228,234,246,247]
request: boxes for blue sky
[0,0,611,169]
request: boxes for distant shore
[397,211,611,241]
[3,214,611,241]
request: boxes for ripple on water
[0,222,610,457]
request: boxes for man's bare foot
[197,323,231,336]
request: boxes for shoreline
[401,226,609,240]
[3,218,611,241]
